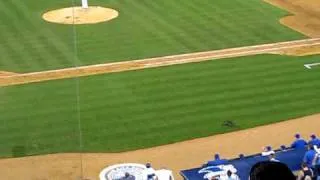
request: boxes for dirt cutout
[271,44,320,56]
[42,6,119,25]
[264,0,320,56]
[0,114,319,180]
[264,0,320,38]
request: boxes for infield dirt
[265,0,320,38]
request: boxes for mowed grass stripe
[10,0,77,70]
[144,0,203,51]
[75,0,304,67]
[0,0,75,72]
[0,1,49,71]
[1,54,320,156]
[79,76,319,126]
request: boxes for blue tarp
[180,148,307,180]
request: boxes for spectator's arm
[303,153,308,163]
[314,146,320,154]
[296,171,304,180]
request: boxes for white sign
[198,164,238,180]
[100,163,146,180]
[100,163,175,180]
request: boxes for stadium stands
[180,134,320,180]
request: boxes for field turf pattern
[1,54,320,157]
[0,0,304,72]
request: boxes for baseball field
[0,0,320,179]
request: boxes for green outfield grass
[0,0,304,72]
[1,54,320,157]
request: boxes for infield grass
[1,54,320,157]
[0,0,304,72]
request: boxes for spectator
[311,147,320,180]
[119,172,135,180]
[291,134,307,149]
[249,161,295,180]
[296,163,313,180]
[155,168,174,180]
[142,163,157,180]
[280,145,287,151]
[313,146,320,165]
[220,170,240,180]
[268,153,279,162]
[303,143,317,168]
[207,154,228,166]
[309,134,320,147]
[261,146,275,156]
[210,176,219,180]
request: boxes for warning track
[1,38,320,87]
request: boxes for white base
[82,0,88,9]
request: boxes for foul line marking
[304,62,320,69]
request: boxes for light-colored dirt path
[0,113,319,180]
[271,44,320,56]
[0,71,18,77]
[1,38,320,87]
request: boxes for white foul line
[304,62,320,69]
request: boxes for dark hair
[146,163,151,168]
[249,161,295,180]
[302,162,307,168]
[308,143,314,149]
[227,170,232,177]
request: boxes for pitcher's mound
[42,6,119,25]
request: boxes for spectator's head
[265,146,272,152]
[146,163,151,168]
[311,134,317,139]
[308,143,314,150]
[239,154,245,159]
[301,162,308,169]
[249,161,295,180]
[125,172,130,177]
[268,152,276,160]
[227,170,232,177]
[295,133,301,139]
[280,145,286,151]
[214,154,220,160]
[211,176,219,180]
